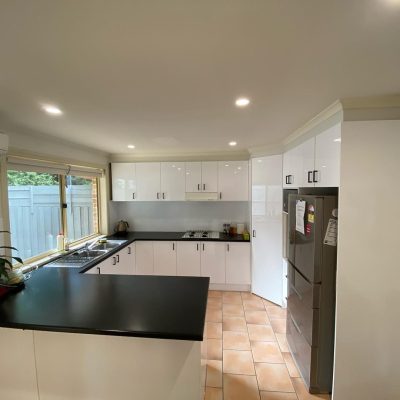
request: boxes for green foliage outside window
[7,171,59,186]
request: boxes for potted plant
[0,231,25,298]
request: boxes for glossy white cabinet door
[116,244,136,275]
[153,241,177,276]
[161,162,186,201]
[185,162,202,192]
[200,242,225,284]
[135,241,154,275]
[98,254,119,275]
[201,161,218,192]
[314,124,341,187]
[299,137,315,187]
[225,242,251,284]
[251,155,283,305]
[218,161,249,201]
[111,163,136,201]
[177,242,201,276]
[136,163,161,201]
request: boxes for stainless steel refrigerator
[287,194,338,394]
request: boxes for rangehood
[185,192,219,201]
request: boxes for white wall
[109,201,250,232]
[333,121,400,399]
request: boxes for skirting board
[209,283,251,292]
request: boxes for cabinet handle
[162,192,165,199]
[219,192,222,200]
[202,243,205,251]
[307,171,313,183]
[227,244,230,252]
[196,243,199,251]
[288,175,293,184]
[172,243,175,251]
[203,183,206,191]
[116,254,120,263]
[313,170,318,183]
[97,267,100,274]
[252,230,256,238]
[285,175,288,184]
[157,192,160,199]
[112,257,116,266]
[197,183,200,191]
[132,192,135,200]
[128,247,131,255]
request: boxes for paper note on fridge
[324,218,338,246]
[295,200,306,234]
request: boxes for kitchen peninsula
[0,267,209,400]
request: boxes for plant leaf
[0,231,10,234]
[0,256,24,264]
[0,246,18,251]
[13,257,23,264]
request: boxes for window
[65,175,99,242]
[7,168,100,262]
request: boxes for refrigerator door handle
[291,315,302,335]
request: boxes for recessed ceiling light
[42,104,62,115]
[127,144,135,149]
[334,138,341,143]
[229,141,237,146]
[235,97,250,107]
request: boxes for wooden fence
[8,185,93,260]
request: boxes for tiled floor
[202,290,331,400]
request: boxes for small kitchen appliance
[114,220,129,233]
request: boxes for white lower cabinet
[135,241,154,275]
[153,241,177,276]
[225,242,251,284]
[200,242,226,284]
[177,242,201,276]
[114,244,136,275]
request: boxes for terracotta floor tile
[243,298,265,310]
[266,306,287,319]
[291,377,331,400]
[223,316,248,332]
[282,352,300,378]
[204,387,223,400]
[207,297,222,309]
[208,290,223,298]
[255,363,295,392]
[206,322,222,339]
[223,331,251,350]
[271,318,287,334]
[241,291,261,301]
[260,392,298,400]
[223,350,255,375]
[251,341,284,363]
[263,298,278,307]
[223,291,243,304]
[206,308,222,323]
[223,373,261,400]
[223,303,244,317]
[206,360,223,388]
[207,339,222,360]
[245,310,270,324]
[275,333,290,352]
[247,324,276,342]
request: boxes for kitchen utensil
[115,220,129,233]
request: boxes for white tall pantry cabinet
[251,155,283,305]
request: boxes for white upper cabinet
[153,241,177,276]
[298,138,315,187]
[218,161,249,201]
[111,163,137,201]
[160,162,185,201]
[283,124,341,188]
[314,124,341,187]
[185,161,218,192]
[136,163,161,201]
[185,162,202,192]
[201,161,218,192]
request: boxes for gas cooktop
[182,231,220,239]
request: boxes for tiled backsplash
[108,201,250,232]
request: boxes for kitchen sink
[90,240,127,251]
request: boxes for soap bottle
[57,232,65,251]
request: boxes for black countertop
[0,268,209,341]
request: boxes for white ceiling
[0,0,399,156]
